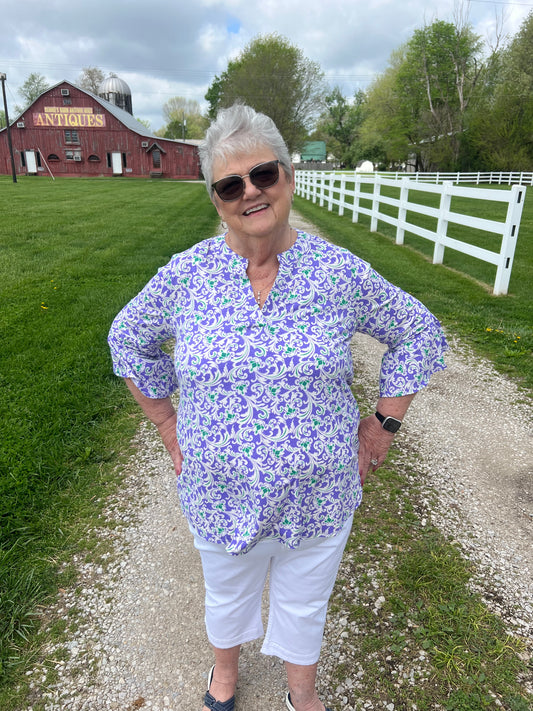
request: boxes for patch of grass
[294,185,533,392]
[326,456,532,710]
[0,176,219,705]
[322,375,532,710]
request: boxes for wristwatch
[375,411,402,433]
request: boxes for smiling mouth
[243,203,269,216]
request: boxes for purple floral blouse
[108,231,447,554]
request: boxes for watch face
[382,416,402,433]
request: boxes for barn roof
[1,79,177,143]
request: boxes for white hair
[198,104,292,197]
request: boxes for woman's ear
[211,194,223,217]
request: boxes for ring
[370,458,378,466]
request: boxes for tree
[399,19,486,169]
[317,88,368,168]
[76,66,106,94]
[360,17,492,171]
[205,34,326,154]
[135,117,152,131]
[360,47,420,169]
[16,73,50,113]
[468,11,533,169]
[158,97,208,139]
[0,110,5,129]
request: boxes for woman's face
[211,147,295,242]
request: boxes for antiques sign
[33,107,107,128]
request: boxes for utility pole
[0,72,17,183]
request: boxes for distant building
[293,141,327,163]
[0,79,201,179]
[355,160,375,172]
[300,141,327,162]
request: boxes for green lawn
[0,176,530,711]
[0,176,220,701]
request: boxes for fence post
[312,171,319,204]
[338,174,346,216]
[327,173,335,211]
[370,174,381,232]
[352,174,361,223]
[493,184,526,295]
[396,178,410,244]
[433,181,452,264]
[309,171,316,202]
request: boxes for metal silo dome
[98,74,133,115]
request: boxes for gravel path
[29,212,532,710]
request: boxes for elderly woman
[108,104,447,711]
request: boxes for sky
[0,0,531,132]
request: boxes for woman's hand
[357,394,416,485]
[156,412,184,476]
[357,414,395,485]
[123,378,183,476]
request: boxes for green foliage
[468,11,533,170]
[205,33,326,153]
[16,72,51,114]
[157,97,208,139]
[360,17,498,171]
[332,457,532,710]
[315,88,372,168]
[359,51,414,169]
[76,66,106,94]
[0,176,219,694]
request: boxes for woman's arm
[357,393,416,484]
[124,378,183,476]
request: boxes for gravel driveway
[31,211,532,710]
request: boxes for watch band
[375,411,402,433]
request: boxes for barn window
[65,130,79,144]
[88,154,100,162]
[152,149,161,169]
[48,154,60,162]
[63,97,72,106]
[65,150,74,160]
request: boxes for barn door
[25,151,38,174]
[111,152,123,175]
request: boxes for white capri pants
[192,514,353,666]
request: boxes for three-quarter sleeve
[352,264,448,396]
[108,263,179,398]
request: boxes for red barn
[0,79,201,179]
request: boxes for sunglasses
[212,160,282,202]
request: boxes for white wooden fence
[294,171,527,295]
[377,171,533,186]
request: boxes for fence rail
[294,171,527,295]
[375,170,533,186]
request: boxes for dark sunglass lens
[216,176,244,201]
[250,162,279,188]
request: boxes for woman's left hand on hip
[357,415,395,485]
